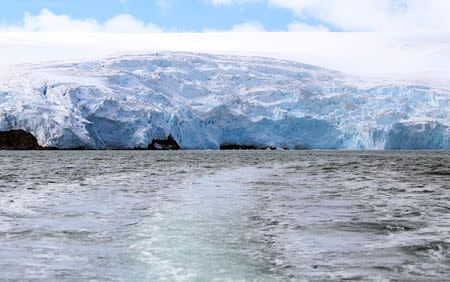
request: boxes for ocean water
[0,150,448,281]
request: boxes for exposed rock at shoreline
[143,135,181,150]
[0,129,274,151]
[0,130,44,150]
[0,130,182,150]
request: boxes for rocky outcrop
[0,130,182,150]
[145,135,181,150]
[0,130,43,150]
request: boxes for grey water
[0,151,448,281]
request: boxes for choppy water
[0,151,449,281]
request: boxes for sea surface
[0,151,448,281]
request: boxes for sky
[0,0,449,84]
[1,0,450,33]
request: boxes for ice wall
[0,52,448,149]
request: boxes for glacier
[0,51,448,150]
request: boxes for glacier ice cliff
[0,52,448,149]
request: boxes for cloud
[1,8,265,34]
[207,0,450,32]
[102,15,162,33]
[203,21,265,32]
[269,0,450,32]
[288,22,329,32]
[5,1,450,34]
[231,21,265,32]
[11,9,98,32]
[0,9,162,33]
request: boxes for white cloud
[0,9,162,33]
[231,21,265,32]
[203,21,265,32]
[208,0,450,32]
[288,22,329,32]
[102,15,162,33]
[1,32,448,86]
[269,0,450,32]
[12,9,98,32]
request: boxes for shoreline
[1,130,449,151]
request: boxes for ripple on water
[0,150,448,280]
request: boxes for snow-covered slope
[0,52,448,149]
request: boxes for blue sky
[0,0,318,32]
[1,0,449,33]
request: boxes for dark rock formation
[0,130,182,150]
[220,144,276,150]
[0,130,44,150]
[145,135,181,150]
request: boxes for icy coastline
[0,52,448,150]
